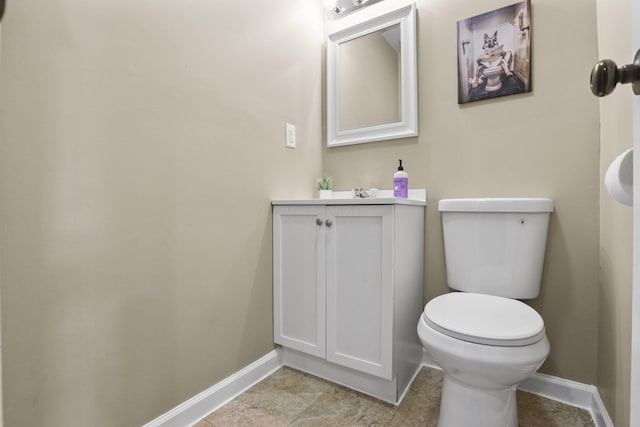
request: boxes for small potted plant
[316,176,333,199]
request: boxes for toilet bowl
[417,292,549,427]
[482,65,504,91]
[418,198,553,427]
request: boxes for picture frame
[457,0,532,104]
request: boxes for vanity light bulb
[324,0,343,13]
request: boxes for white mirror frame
[327,3,417,148]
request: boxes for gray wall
[325,0,602,386]
[0,0,633,426]
[596,0,633,426]
[0,0,323,425]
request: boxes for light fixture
[324,0,344,14]
[326,0,381,19]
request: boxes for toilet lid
[423,293,546,346]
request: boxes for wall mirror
[327,3,417,147]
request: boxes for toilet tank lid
[438,198,553,213]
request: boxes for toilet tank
[439,198,553,299]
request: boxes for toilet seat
[423,292,545,347]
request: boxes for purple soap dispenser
[393,159,408,198]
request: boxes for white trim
[590,387,616,427]
[142,349,283,427]
[519,373,613,427]
[282,347,400,404]
[632,1,640,425]
[144,347,614,427]
[420,348,440,370]
[326,3,418,147]
[421,349,613,427]
[519,372,596,411]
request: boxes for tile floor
[195,367,596,427]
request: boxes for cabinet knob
[325,219,333,227]
[316,218,323,226]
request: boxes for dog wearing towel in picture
[472,31,514,88]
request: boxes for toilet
[481,65,504,91]
[417,198,553,427]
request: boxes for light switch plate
[285,123,296,149]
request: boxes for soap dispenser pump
[393,159,408,198]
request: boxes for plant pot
[318,190,333,199]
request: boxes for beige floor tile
[577,407,597,425]
[251,367,334,397]
[404,367,444,399]
[199,367,596,427]
[517,390,596,427]
[387,394,438,427]
[205,383,318,426]
[290,385,395,426]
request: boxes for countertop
[272,189,427,206]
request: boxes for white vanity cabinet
[272,194,425,404]
[272,205,327,359]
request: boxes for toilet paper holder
[591,49,640,97]
[605,148,633,207]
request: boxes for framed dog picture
[457,0,531,104]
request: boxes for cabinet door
[326,205,394,379]
[273,206,326,358]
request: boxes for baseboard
[144,348,614,427]
[588,385,616,427]
[282,347,400,404]
[142,349,284,427]
[519,372,614,427]
[422,349,614,427]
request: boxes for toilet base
[437,375,518,427]
[484,75,503,91]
